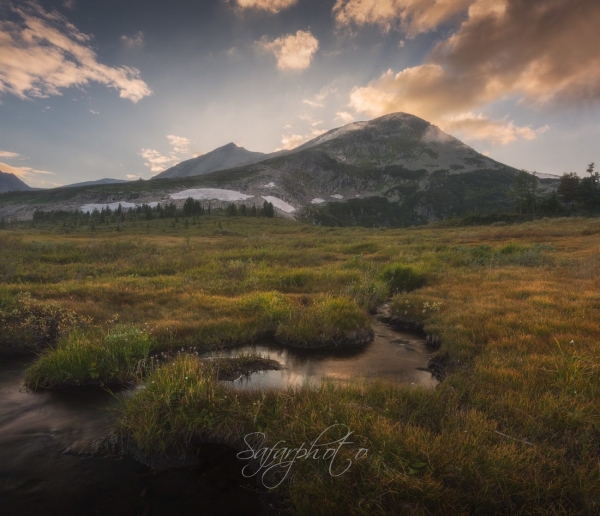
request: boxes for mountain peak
[0,171,33,193]
[153,142,265,180]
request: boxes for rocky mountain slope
[192,113,524,225]
[153,143,265,179]
[0,171,32,193]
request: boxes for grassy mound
[24,325,155,389]
[0,293,88,355]
[275,295,373,348]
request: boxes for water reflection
[0,358,261,515]
[207,319,437,390]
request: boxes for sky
[0,0,599,187]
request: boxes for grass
[274,294,373,348]
[2,215,600,513]
[0,291,89,355]
[24,325,155,389]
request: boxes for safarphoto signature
[236,424,369,489]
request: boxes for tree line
[20,197,276,228]
[511,163,599,217]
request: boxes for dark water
[0,358,262,516]
[0,313,435,515]
[207,319,437,390]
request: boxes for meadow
[1,214,599,514]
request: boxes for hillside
[0,171,32,193]
[153,143,265,179]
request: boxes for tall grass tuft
[24,325,155,389]
[275,295,372,348]
[381,264,426,293]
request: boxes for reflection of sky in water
[207,320,437,391]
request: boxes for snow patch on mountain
[262,196,295,213]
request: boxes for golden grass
[2,215,600,513]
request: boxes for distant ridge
[0,171,33,193]
[153,143,265,179]
[63,178,128,188]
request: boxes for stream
[0,312,435,515]
[0,358,262,516]
[207,318,437,390]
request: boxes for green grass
[275,295,372,348]
[24,325,155,389]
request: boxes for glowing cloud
[349,0,600,144]
[0,150,21,159]
[333,0,474,35]
[0,2,152,102]
[260,30,319,71]
[0,160,57,188]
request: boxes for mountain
[64,178,128,188]
[0,113,551,226]
[153,143,265,180]
[0,171,33,193]
[192,112,526,226]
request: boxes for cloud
[444,113,549,145]
[259,30,319,70]
[0,150,21,159]
[141,135,193,174]
[333,0,473,36]
[140,149,178,173]
[234,0,297,13]
[349,0,600,144]
[0,160,58,187]
[277,128,326,151]
[166,134,191,154]
[0,2,152,102]
[335,111,355,123]
[88,109,99,114]
[62,0,76,10]
[120,31,145,50]
[302,99,324,108]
